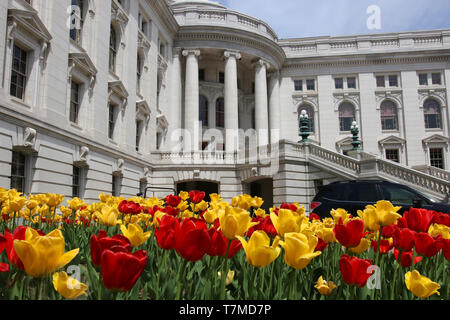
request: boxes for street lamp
[299,110,311,143]
[350,121,361,151]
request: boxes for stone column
[253,59,270,146]
[268,71,281,144]
[224,50,241,152]
[182,49,201,151]
[168,49,182,150]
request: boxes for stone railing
[280,30,450,57]
[172,7,278,42]
[306,143,361,174]
[152,150,237,165]
[411,165,450,183]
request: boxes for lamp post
[350,121,361,151]
[299,110,311,143]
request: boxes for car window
[381,185,417,205]
[319,185,344,201]
[345,184,379,202]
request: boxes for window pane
[432,73,441,85]
[381,185,416,205]
[294,80,303,91]
[347,77,356,89]
[423,99,442,129]
[346,184,379,202]
[389,75,398,87]
[306,79,315,91]
[11,151,26,193]
[335,78,343,89]
[199,95,208,126]
[72,166,80,198]
[380,101,398,130]
[386,149,399,163]
[430,148,444,169]
[419,74,428,86]
[376,76,385,87]
[216,98,224,128]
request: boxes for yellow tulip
[218,206,259,240]
[373,201,402,227]
[270,209,306,238]
[280,232,321,270]
[236,231,281,268]
[177,200,189,212]
[94,205,121,226]
[13,228,79,278]
[203,208,218,224]
[52,271,88,299]
[98,192,111,203]
[311,222,336,243]
[59,206,73,218]
[179,191,189,201]
[26,199,39,210]
[315,276,337,296]
[405,270,440,298]
[120,223,152,247]
[7,196,27,212]
[428,224,450,240]
[192,200,208,212]
[254,208,267,218]
[218,270,235,286]
[210,193,222,203]
[348,238,371,254]
[45,193,65,207]
[67,197,85,211]
[357,206,380,231]
[330,208,351,225]
[0,187,7,203]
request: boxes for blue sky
[215,0,450,39]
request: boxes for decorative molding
[23,127,37,149]
[113,158,124,175]
[182,49,201,57]
[74,146,90,167]
[375,90,404,109]
[224,50,241,60]
[108,80,129,108]
[292,93,319,112]
[111,0,129,41]
[252,58,271,69]
[333,92,360,111]
[418,88,447,108]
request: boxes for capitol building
[0,0,449,210]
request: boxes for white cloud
[223,0,450,39]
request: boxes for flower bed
[0,188,449,300]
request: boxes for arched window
[216,98,224,128]
[109,25,117,73]
[338,102,355,132]
[298,105,315,133]
[199,95,208,127]
[424,99,442,129]
[380,100,398,131]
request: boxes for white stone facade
[0,0,449,209]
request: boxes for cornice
[148,0,179,36]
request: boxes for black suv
[311,180,450,219]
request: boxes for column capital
[224,50,241,60]
[182,49,201,57]
[251,58,270,70]
[267,70,280,79]
[172,47,183,58]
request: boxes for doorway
[176,181,219,202]
[249,178,273,212]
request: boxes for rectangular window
[70,81,81,124]
[419,74,428,86]
[219,72,225,84]
[347,77,357,89]
[139,180,147,195]
[388,75,398,87]
[156,132,162,150]
[10,151,26,193]
[72,166,80,198]
[112,175,120,197]
[108,104,116,140]
[306,79,315,91]
[334,78,344,89]
[136,120,142,152]
[385,149,400,163]
[432,73,442,85]
[10,45,28,100]
[251,82,255,94]
[376,76,385,88]
[294,80,303,91]
[199,69,205,82]
[430,148,444,169]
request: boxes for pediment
[136,100,151,118]
[108,80,129,100]
[378,135,406,145]
[69,53,97,77]
[335,136,353,146]
[422,134,450,145]
[8,9,52,43]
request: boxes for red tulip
[309,213,321,221]
[189,190,205,204]
[154,215,180,250]
[90,230,131,267]
[207,228,242,258]
[4,226,45,270]
[382,225,396,238]
[0,263,9,273]
[0,234,6,254]
[248,216,277,238]
[414,233,443,258]
[280,203,298,212]
[118,200,143,215]
[394,249,422,267]
[339,254,373,287]
[392,227,416,252]
[163,206,179,217]
[100,248,148,292]
[334,219,367,248]
[174,218,211,261]
[403,208,435,233]
[431,212,450,228]
[371,239,394,254]
[443,239,450,260]
[316,237,328,252]
[166,195,182,207]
